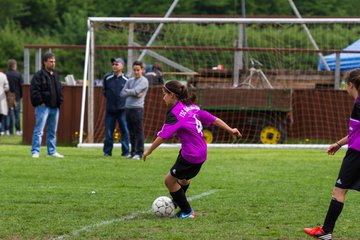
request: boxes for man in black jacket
[30,52,64,158]
[103,57,130,157]
[5,59,23,135]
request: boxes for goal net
[79,17,360,148]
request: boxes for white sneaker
[16,131,22,136]
[0,132,4,136]
[47,152,64,158]
[32,153,40,158]
[5,130,10,135]
[132,154,141,160]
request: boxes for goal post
[78,17,360,148]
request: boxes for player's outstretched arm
[143,136,166,161]
[212,118,242,138]
[328,136,348,155]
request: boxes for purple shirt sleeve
[198,109,216,127]
[157,121,180,140]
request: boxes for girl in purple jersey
[143,80,241,219]
[304,69,360,240]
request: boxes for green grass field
[0,145,359,239]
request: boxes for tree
[0,0,29,24]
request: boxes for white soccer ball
[152,196,175,217]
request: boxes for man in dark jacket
[30,52,64,158]
[5,59,23,135]
[103,57,130,157]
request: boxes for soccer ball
[152,196,175,217]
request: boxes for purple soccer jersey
[157,101,216,164]
[348,96,360,151]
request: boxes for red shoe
[304,226,332,239]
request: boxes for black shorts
[170,153,203,180]
[335,148,360,191]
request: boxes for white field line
[52,189,218,240]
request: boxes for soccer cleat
[47,152,64,158]
[304,226,332,240]
[177,209,195,219]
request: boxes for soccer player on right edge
[143,80,241,219]
[304,69,360,240]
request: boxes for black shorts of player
[170,152,203,180]
[335,148,360,191]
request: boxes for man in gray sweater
[120,60,149,160]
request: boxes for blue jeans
[1,115,9,132]
[6,101,21,134]
[9,101,21,133]
[103,110,129,156]
[31,106,59,155]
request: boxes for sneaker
[32,153,40,158]
[5,130,10,135]
[16,131,22,136]
[103,153,111,157]
[126,154,133,159]
[132,154,141,160]
[177,209,195,219]
[122,153,131,158]
[0,132,4,136]
[304,226,332,240]
[47,152,64,158]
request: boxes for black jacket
[103,73,128,112]
[30,69,63,108]
[6,70,23,101]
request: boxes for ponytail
[164,81,197,105]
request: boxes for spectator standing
[6,59,23,135]
[30,52,63,158]
[120,61,149,160]
[0,71,9,132]
[103,57,130,157]
[145,62,164,85]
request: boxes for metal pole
[23,48,30,84]
[233,0,247,87]
[233,25,243,87]
[79,27,91,145]
[335,52,341,89]
[288,0,330,71]
[127,22,135,76]
[137,0,180,61]
[35,48,42,72]
[242,0,248,70]
[87,22,95,143]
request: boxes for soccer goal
[78,17,360,148]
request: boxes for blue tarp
[319,39,360,71]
